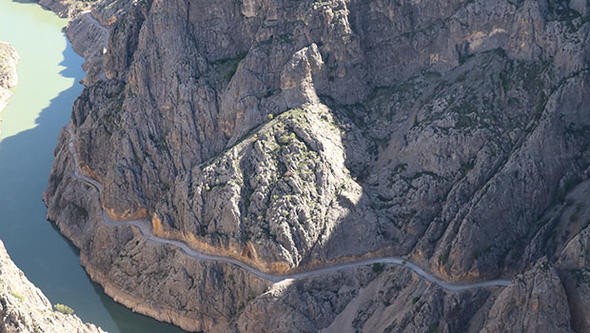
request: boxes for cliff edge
[0,240,104,333]
[45,0,590,332]
[0,42,18,113]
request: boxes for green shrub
[54,303,75,315]
[10,291,24,302]
[372,263,384,274]
[277,134,292,145]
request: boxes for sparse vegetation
[570,268,590,288]
[53,303,75,315]
[277,133,295,145]
[277,33,294,44]
[429,322,440,333]
[439,254,448,266]
[570,202,584,222]
[372,263,385,274]
[10,291,24,302]
[472,250,480,260]
[215,52,247,82]
[459,159,475,174]
[559,177,580,200]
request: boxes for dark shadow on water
[0,27,185,333]
[47,221,186,333]
[90,281,190,333]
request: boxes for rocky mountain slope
[0,240,104,332]
[45,0,590,332]
[0,42,18,114]
[39,0,99,19]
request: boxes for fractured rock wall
[45,0,590,331]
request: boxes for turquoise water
[0,1,185,332]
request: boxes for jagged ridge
[44,0,590,332]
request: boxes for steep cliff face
[38,0,99,18]
[0,42,18,114]
[0,240,104,333]
[46,0,590,331]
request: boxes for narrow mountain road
[65,125,512,290]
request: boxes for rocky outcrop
[481,260,573,333]
[0,42,18,113]
[45,0,590,331]
[65,12,108,84]
[239,261,573,333]
[38,0,97,18]
[0,240,103,332]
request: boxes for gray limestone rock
[44,0,590,331]
[481,260,573,333]
[0,42,18,114]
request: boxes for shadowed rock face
[44,0,590,332]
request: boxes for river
[0,1,185,332]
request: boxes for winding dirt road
[65,126,511,290]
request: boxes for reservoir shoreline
[0,2,185,332]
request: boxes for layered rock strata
[45,0,590,332]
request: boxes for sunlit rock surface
[0,42,18,113]
[45,0,590,331]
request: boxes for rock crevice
[44,0,590,331]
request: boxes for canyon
[0,40,102,333]
[37,0,590,332]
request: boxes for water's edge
[0,2,184,332]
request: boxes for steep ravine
[45,0,590,332]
